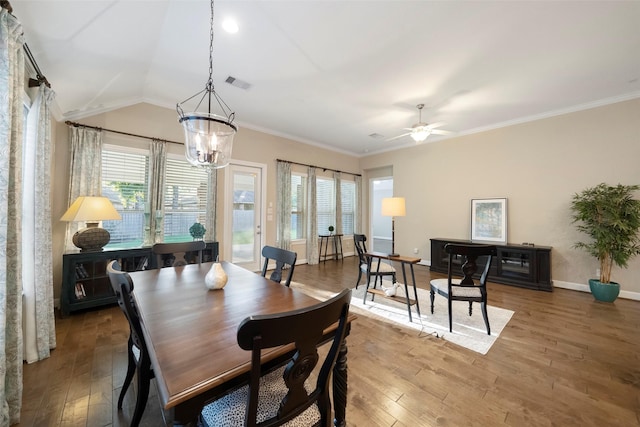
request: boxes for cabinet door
[497,248,535,282]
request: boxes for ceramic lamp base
[73,224,110,252]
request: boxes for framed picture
[470,198,507,243]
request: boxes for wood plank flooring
[18,256,640,426]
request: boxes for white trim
[547,280,640,301]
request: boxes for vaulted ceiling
[12,1,640,155]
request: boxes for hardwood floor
[18,256,640,426]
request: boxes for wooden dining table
[129,261,351,426]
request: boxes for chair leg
[429,288,435,314]
[481,302,491,335]
[355,269,362,289]
[118,336,136,409]
[468,301,473,316]
[448,298,453,332]
[131,361,151,427]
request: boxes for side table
[318,234,344,263]
[364,252,421,322]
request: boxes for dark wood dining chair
[106,260,154,427]
[429,243,497,335]
[353,234,396,289]
[199,288,352,427]
[261,245,297,287]
[152,240,206,268]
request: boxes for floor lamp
[381,197,406,257]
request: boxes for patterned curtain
[144,139,166,245]
[205,169,218,243]
[66,126,103,250]
[0,7,25,424]
[306,167,318,265]
[334,171,342,234]
[23,84,56,364]
[276,161,291,250]
[354,175,362,234]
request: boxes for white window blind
[163,158,209,242]
[341,180,356,235]
[291,173,306,239]
[101,149,149,247]
[316,177,335,235]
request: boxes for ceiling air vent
[225,76,252,90]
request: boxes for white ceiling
[12,0,640,156]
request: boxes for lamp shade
[61,196,121,252]
[381,197,406,217]
[60,196,121,223]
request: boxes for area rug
[291,281,514,355]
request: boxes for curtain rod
[2,0,51,88]
[277,159,361,177]
[65,121,183,146]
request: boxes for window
[316,177,335,234]
[163,156,209,242]
[291,173,306,239]
[341,180,356,235]
[101,147,149,247]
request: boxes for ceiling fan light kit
[387,103,450,143]
[176,0,237,169]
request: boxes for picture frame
[470,198,507,243]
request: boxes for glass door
[224,162,265,272]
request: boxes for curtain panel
[0,7,25,424]
[306,167,318,265]
[65,126,103,250]
[276,161,291,250]
[205,169,218,243]
[23,84,56,364]
[354,175,362,234]
[334,172,342,235]
[144,139,166,245]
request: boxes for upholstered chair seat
[200,367,320,427]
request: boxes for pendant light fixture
[176,0,237,169]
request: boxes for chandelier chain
[208,0,214,88]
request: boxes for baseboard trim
[553,280,640,301]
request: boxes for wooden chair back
[237,288,352,427]
[353,234,368,265]
[261,245,297,287]
[106,260,147,352]
[152,241,206,268]
[445,243,497,295]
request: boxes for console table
[430,238,552,291]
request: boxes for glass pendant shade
[180,112,237,168]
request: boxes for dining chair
[353,234,396,289]
[429,243,497,335]
[200,288,352,427]
[261,245,297,287]
[106,260,154,427]
[152,240,206,268]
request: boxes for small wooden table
[364,252,421,322]
[129,261,351,426]
[319,234,344,263]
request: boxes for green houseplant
[571,183,640,302]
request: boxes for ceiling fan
[386,104,451,142]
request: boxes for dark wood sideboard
[60,242,219,316]
[430,238,552,291]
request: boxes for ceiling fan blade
[426,122,445,129]
[385,132,411,142]
[431,129,452,135]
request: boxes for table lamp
[61,196,121,252]
[381,197,406,257]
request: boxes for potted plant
[571,183,640,302]
[328,225,334,235]
[189,222,206,241]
